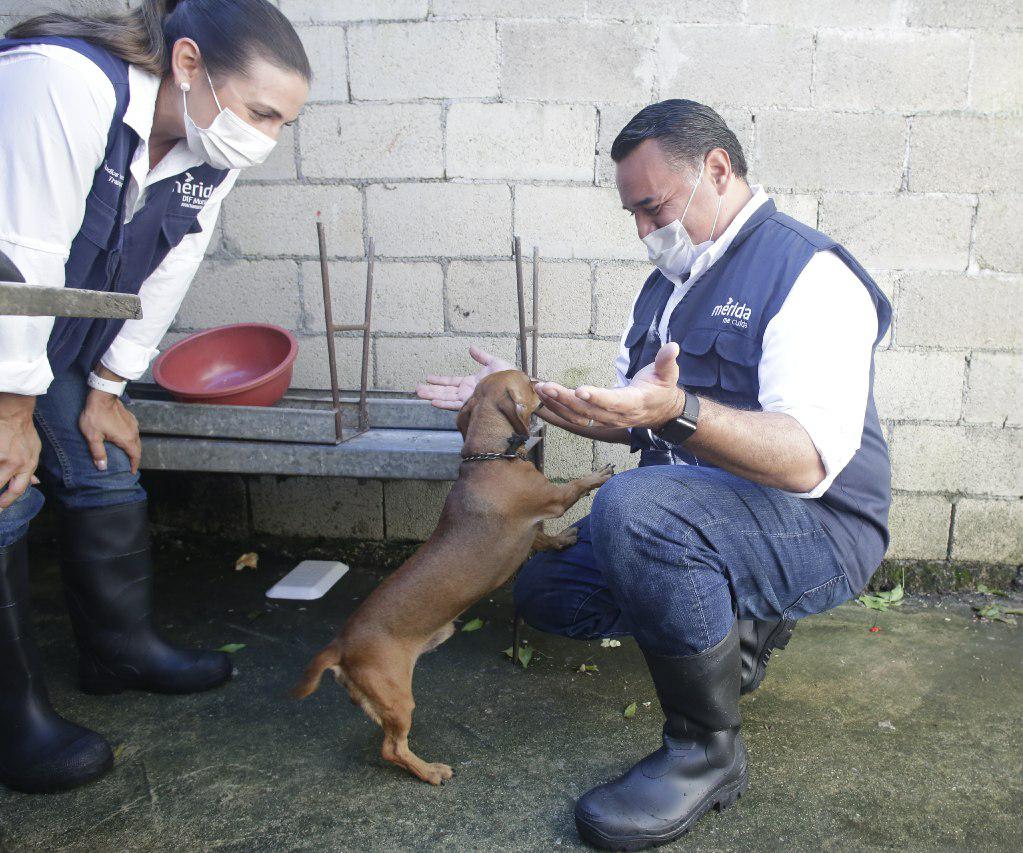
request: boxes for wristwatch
[650,391,700,447]
[87,371,127,397]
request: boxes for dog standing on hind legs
[292,370,614,785]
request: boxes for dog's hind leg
[421,622,456,654]
[381,704,454,786]
[348,657,454,786]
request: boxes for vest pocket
[161,214,203,247]
[65,191,120,289]
[678,328,760,393]
[77,191,119,249]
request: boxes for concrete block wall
[2,1,1020,568]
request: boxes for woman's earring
[180,82,191,93]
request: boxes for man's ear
[496,388,531,437]
[455,397,476,439]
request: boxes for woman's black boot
[575,621,746,850]
[59,502,231,695]
[0,537,113,793]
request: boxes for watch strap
[87,371,127,397]
[652,391,700,446]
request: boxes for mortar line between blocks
[946,500,957,562]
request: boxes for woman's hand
[415,346,515,411]
[0,393,42,510]
[79,389,141,474]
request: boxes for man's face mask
[642,161,724,284]
[181,67,277,170]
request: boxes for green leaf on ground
[502,645,535,668]
[218,643,246,654]
[461,618,484,632]
[973,604,1019,625]
[577,663,599,674]
[858,584,904,612]
[623,702,638,718]
[976,584,1007,597]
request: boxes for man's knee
[590,467,647,544]
[590,467,693,556]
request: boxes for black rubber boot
[0,537,113,793]
[58,502,231,695]
[738,618,795,695]
[575,622,746,850]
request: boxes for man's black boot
[575,622,746,851]
[59,502,231,695]
[738,618,795,695]
[0,537,113,793]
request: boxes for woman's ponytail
[5,0,310,82]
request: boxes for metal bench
[132,388,463,480]
[132,230,547,485]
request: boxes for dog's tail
[291,639,343,700]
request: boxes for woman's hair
[6,0,311,81]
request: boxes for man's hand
[79,389,141,474]
[535,342,686,430]
[0,393,42,510]
[415,346,515,411]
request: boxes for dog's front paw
[552,527,579,550]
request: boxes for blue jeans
[0,367,145,547]
[513,465,853,657]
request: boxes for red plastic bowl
[153,323,298,406]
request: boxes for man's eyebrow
[248,101,283,119]
[622,196,655,211]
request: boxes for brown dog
[292,370,614,784]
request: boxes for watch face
[656,417,696,446]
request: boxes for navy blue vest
[0,36,229,373]
[625,201,893,590]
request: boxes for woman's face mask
[181,68,277,170]
[642,162,724,283]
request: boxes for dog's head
[456,370,542,453]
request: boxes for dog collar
[461,431,533,463]
[460,451,528,463]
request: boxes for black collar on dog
[461,431,532,463]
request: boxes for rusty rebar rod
[531,245,546,474]
[317,220,344,442]
[513,236,529,373]
[358,240,374,433]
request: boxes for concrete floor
[2,538,1021,852]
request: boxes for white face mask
[642,162,724,284]
[181,68,277,170]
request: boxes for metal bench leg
[511,607,522,666]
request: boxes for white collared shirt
[0,43,238,395]
[614,187,880,499]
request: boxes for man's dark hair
[610,100,748,179]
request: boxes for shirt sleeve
[0,49,114,395]
[758,250,879,499]
[99,170,239,380]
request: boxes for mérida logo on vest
[711,297,753,329]
[175,171,215,210]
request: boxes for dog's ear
[455,397,477,439]
[496,387,531,437]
